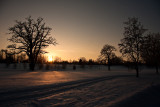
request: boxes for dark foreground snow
[0,65,160,107]
[5,74,159,107]
[110,84,160,107]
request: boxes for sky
[0,0,160,61]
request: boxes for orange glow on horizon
[48,56,53,62]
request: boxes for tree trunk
[108,56,110,71]
[29,62,35,71]
[29,55,35,71]
[136,63,139,77]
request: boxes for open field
[0,64,160,107]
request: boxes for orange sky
[0,0,160,61]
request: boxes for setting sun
[48,56,53,62]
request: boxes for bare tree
[0,49,5,62]
[78,57,87,69]
[119,17,147,77]
[110,55,123,65]
[8,16,57,70]
[97,55,106,64]
[100,44,116,71]
[78,57,87,64]
[54,56,62,64]
[141,33,160,74]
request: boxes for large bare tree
[141,33,160,74]
[8,16,57,70]
[119,17,147,77]
[100,44,116,71]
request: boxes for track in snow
[0,74,134,106]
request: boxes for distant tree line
[0,16,159,76]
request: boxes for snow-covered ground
[0,63,160,107]
[0,63,133,91]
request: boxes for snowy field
[0,63,160,107]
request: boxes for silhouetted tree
[100,44,116,71]
[79,57,87,69]
[119,17,147,77]
[4,50,14,67]
[37,54,47,70]
[62,61,67,70]
[88,59,94,64]
[79,57,87,64]
[8,16,57,70]
[97,55,106,64]
[37,54,47,64]
[0,49,5,63]
[110,55,123,65]
[141,33,160,74]
[45,62,50,70]
[54,56,61,64]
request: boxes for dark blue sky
[0,0,160,60]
